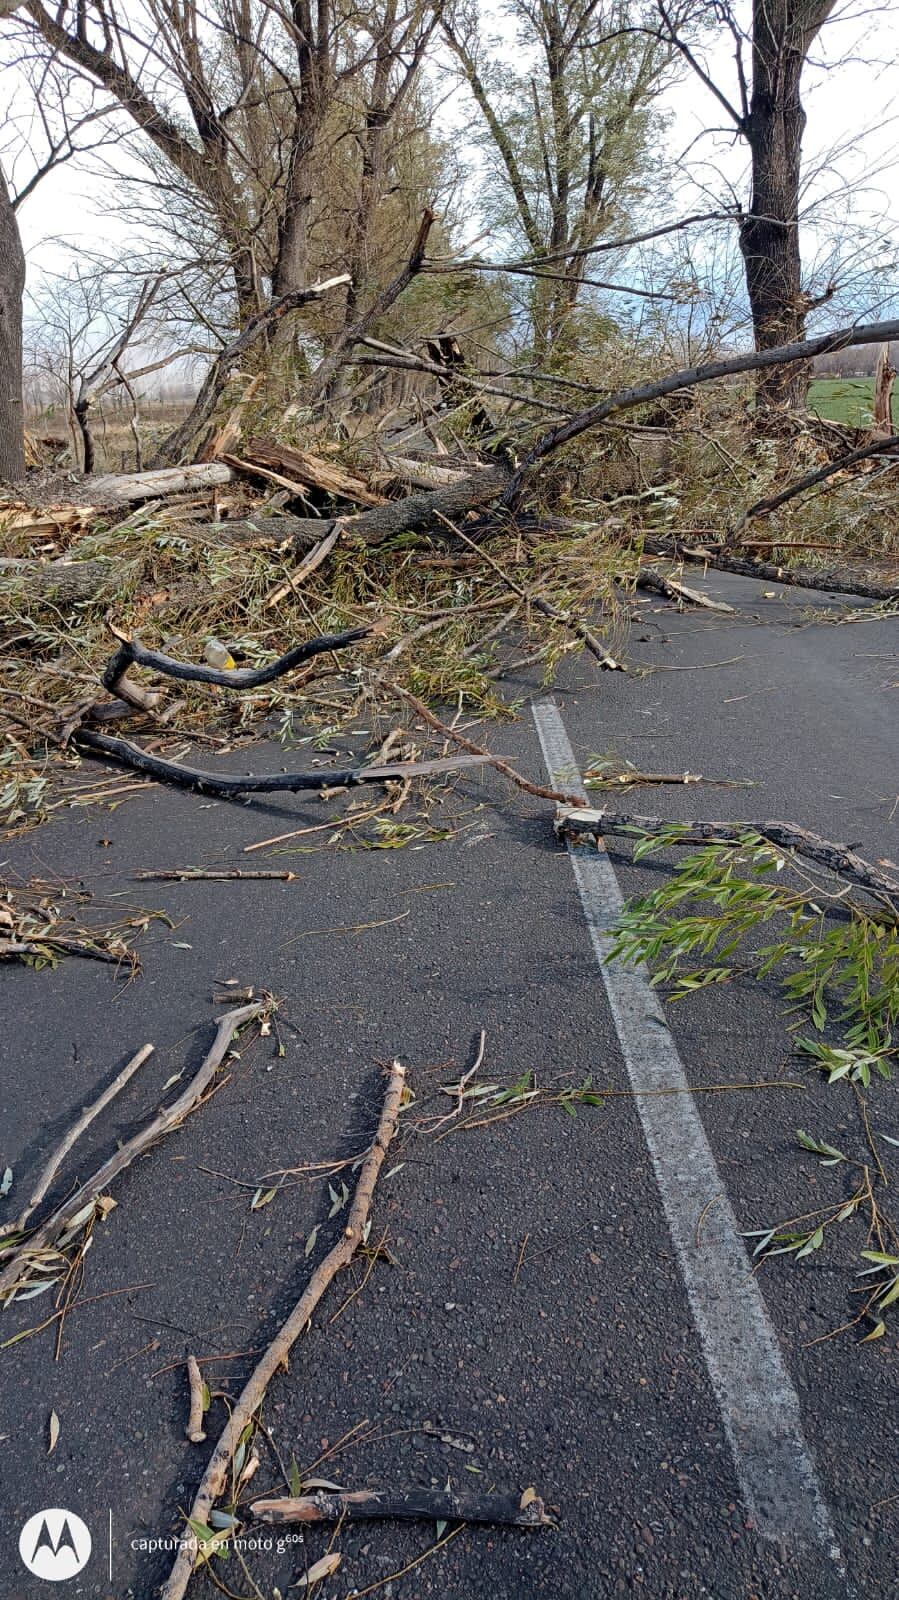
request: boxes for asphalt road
[0,571,896,1600]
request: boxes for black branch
[102,625,374,696]
[73,731,490,798]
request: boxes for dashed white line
[532,697,842,1563]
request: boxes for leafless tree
[656,1,840,407]
[10,0,445,344]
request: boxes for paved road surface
[0,572,896,1599]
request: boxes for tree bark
[0,556,117,604]
[181,463,512,550]
[0,166,25,482]
[872,344,896,432]
[738,1,835,409]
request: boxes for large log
[86,462,234,504]
[0,556,117,604]
[180,463,512,549]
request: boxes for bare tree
[11,0,443,340]
[657,1,838,407]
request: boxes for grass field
[807,376,893,427]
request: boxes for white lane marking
[532,698,842,1561]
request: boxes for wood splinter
[250,1486,554,1528]
[185,1356,207,1444]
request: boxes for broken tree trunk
[180,463,511,550]
[872,344,896,433]
[234,439,385,506]
[250,1487,552,1528]
[88,462,234,504]
[0,556,120,605]
[555,809,899,902]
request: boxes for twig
[250,1486,552,1527]
[186,1355,207,1444]
[264,521,346,611]
[0,1004,263,1303]
[9,1044,154,1234]
[343,1522,464,1599]
[555,809,899,902]
[423,1031,487,1134]
[160,1061,407,1600]
[133,870,296,882]
[393,686,586,809]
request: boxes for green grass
[808,377,890,427]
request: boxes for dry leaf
[294,1552,341,1587]
[48,1411,59,1454]
[519,1486,537,1509]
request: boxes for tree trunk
[0,167,25,483]
[738,1,835,410]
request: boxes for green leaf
[861,1320,886,1342]
[795,1227,825,1259]
[304,1224,320,1257]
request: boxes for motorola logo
[18,1509,92,1581]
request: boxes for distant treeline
[814,344,899,378]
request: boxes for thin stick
[160,1061,407,1600]
[133,870,296,882]
[264,521,346,610]
[250,1487,551,1527]
[8,1044,153,1235]
[186,1356,207,1444]
[393,685,586,809]
[0,1004,263,1302]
